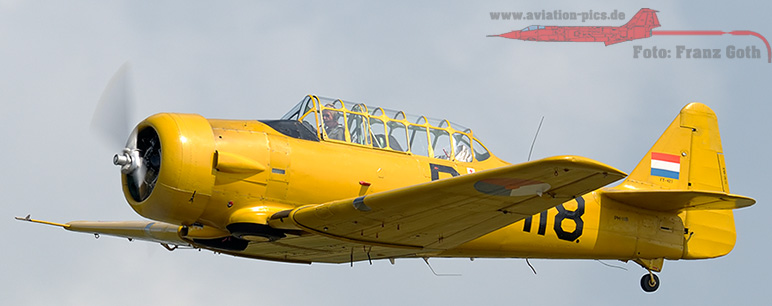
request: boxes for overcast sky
[2,1,770,305]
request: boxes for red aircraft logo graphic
[489,8,660,46]
[489,8,771,63]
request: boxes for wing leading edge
[290,155,626,252]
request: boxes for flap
[289,155,626,251]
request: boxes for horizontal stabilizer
[602,189,755,212]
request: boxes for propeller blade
[91,62,133,149]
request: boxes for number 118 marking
[522,196,585,242]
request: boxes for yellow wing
[14,216,188,246]
[289,155,626,251]
[18,156,624,263]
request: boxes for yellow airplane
[17,94,754,293]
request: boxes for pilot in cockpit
[322,104,345,141]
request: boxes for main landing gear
[634,258,663,293]
[640,272,660,292]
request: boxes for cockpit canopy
[522,25,545,31]
[281,95,491,162]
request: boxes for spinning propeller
[91,64,161,202]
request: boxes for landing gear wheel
[640,273,660,292]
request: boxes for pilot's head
[322,104,341,127]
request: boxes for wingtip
[14,214,31,221]
[15,215,69,228]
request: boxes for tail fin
[605,9,661,45]
[619,103,727,191]
[607,103,754,259]
[622,8,661,30]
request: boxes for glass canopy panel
[408,125,429,157]
[405,114,426,125]
[370,107,384,117]
[426,117,448,128]
[453,133,473,162]
[281,96,308,120]
[473,138,491,161]
[383,109,406,120]
[370,118,387,149]
[450,121,470,133]
[387,121,408,152]
[347,102,368,114]
[430,128,451,160]
[347,112,369,145]
[300,110,318,135]
[316,97,342,109]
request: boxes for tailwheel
[640,273,660,292]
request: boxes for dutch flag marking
[650,152,680,179]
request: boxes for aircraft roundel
[474,178,551,197]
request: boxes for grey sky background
[1,1,769,305]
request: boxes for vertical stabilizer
[618,103,728,192]
[622,8,661,30]
[611,103,743,259]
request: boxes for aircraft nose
[488,31,520,39]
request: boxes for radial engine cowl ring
[116,126,161,202]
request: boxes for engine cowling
[116,113,216,225]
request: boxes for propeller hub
[114,148,142,175]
